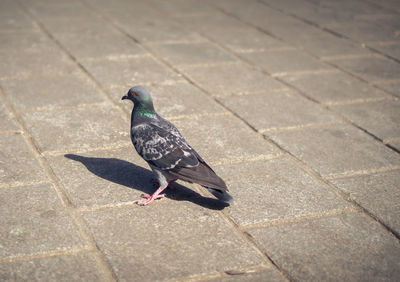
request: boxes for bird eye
[131,91,136,96]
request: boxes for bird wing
[131,122,227,191]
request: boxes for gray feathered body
[130,110,233,203]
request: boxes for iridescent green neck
[134,100,156,119]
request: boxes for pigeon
[122,86,233,206]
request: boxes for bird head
[121,86,152,104]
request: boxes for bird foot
[137,193,165,206]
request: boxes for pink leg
[138,179,178,206]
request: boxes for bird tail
[204,186,234,203]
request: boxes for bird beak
[121,95,128,100]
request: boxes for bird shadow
[64,154,229,210]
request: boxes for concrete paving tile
[248,213,400,281]
[331,100,400,141]
[242,49,332,76]
[56,33,147,60]
[20,106,129,153]
[205,27,289,53]
[268,125,400,177]
[0,184,84,257]
[47,146,158,208]
[218,268,286,282]
[375,81,400,98]
[1,73,105,111]
[81,56,184,89]
[173,115,280,165]
[327,55,400,82]
[331,170,400,235]
[328,22,399,43]
[0,31,55,54]
[388,140,400,152]
[83,202,265,281]
[25,1,92,20]
[120,18,204,43]
[0,134,45,184]
[0,10,37,31]
[0,48,77,79]
[281,71,388,104]
[109,83,226,118]
[180,63,287,97]
[148,42,237,67]
[368,42,400,61]
[217,158,349,226]
[40,17,117,37]
[219,91,339,132]
[0,253,101,282]
[0,102,19,132]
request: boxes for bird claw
[137,193,165,206]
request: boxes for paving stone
[368,42,400,61]
[268,125,400,177]
[331,170,400,236]
[83,202,266,281]
[242,49,333,76]
[20,106,129,153]
[205,27,289,53]
[217,158,349,226]
[331,100,400,141]
[0,9,37,31]
[56,33,147,60]
[388,140,400,152]
[120,18,204,43]
[0,49,77,79]
[328,22,399,43]
[248,213,400,281]
[25,1,92,20]
[327,55,400,82]
[1,73,105,111]
[0,184,84,257]
[0,101,19,132]
[375,81,400,98]
[180,63,287,97]
[47,146,160,208]
[81,56,184,89]
[109,83,226,118]
[0,134,45,184]
[0,253,101,282]
[148,42,237,67]
[0,31,55,54]
[173,115,280,165]
[281,71,388,104]
[219,91,339,132]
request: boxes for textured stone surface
[83,202,266,281]
[202,27,288,53]
[327,55,400,82]
[1,73,105,111]
[248,213,400,281]
[180,63,287,97]
[173,115,280,165]
[148,41,237,66]
[0,101,19,132]
[269,125,400,177]
[217,158,349,226]
[81,56,184,88]
[281,71,388,104]
[0,253,101,282]
[0,134,45,184]
[375,82,400,98]
[21,106,129,153]
[331,170,400,236]
[219,91,339,132]
[218,268,286,282]
[331,100,400,141]
[0,184,83,257]
[242,49,333,75]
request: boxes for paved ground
[1,0,400,281]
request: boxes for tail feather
[205,187,234,203]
